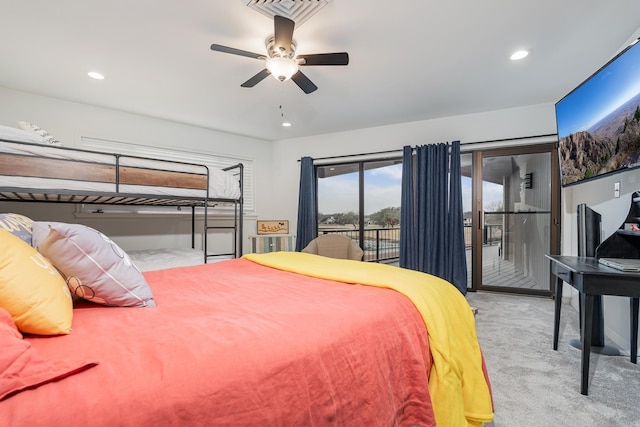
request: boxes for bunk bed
[0,132,244,262]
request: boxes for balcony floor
[467,244,544,291]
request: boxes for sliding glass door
[461,153,474,289]
[469,144,560,295]
[313,144,559,296]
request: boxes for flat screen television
[556,37,640,186]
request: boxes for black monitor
[576,203,605,347]
[577,203,602,257]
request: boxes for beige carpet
[466,292,640,427]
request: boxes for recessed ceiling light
[282,122,292,127]
[88,71,105,80]
[510,50,529,61]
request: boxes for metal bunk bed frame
[0,139,244,262]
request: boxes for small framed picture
[257,220,289,235]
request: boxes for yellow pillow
[0,229,72,335]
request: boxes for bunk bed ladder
[203,163,244,263]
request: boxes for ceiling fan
[210,15,349,94]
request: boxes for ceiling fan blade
[298,52,349,66]
[210,44,266,60]
[241,69,271,88]
[291,71,318,94]
[274,15,295,55]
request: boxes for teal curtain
[417,143,448,275]
[447,141,468,292]
[400,146,417,270]
[295,157,317,251]
[400,141,467,294]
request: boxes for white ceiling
[2,1,640,142]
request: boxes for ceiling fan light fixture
[266,56,298,81]
[210,14,347,93]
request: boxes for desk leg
[581,293,594,395]
[553,275,563,351]
[631,297,639,364]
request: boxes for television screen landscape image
[556,38,640,186]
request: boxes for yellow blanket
[243,252,493,427]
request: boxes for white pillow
[16,121,62,146]
[0,125,48,145]
[31,222,155,308]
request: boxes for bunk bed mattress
[2,258,436,426]
[127,248,230,271]
[0,140,240,199]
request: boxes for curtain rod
[297,133,558,162]
[461,133,557,146]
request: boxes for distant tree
[484,201,504,225]
[347,212,359,229]
[635,105,640,122]
[331,211,359,228]
[318,212,330,223]
[369,207,401,227]
[386,216,399,227]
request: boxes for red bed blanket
[2,258,437,426]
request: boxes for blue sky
[318,164,500,215]
[318,164,402,215]
[460,177,503,212]
[556,40,640,139]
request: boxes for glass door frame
[469,143,561,296]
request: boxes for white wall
[562,169,640,353]
[557,29,640,354]
[269,102,557,232]
[0,86,274,252]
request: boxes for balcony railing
[319,227,400,262]
[320,223,503,263]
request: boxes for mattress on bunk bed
[1,253,493,427]
[127,247,229,271]
[0,138,240,200]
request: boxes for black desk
[547,255,639,395]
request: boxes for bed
[0,250,493,426]
[0,126,244,261]
[0,125,493,425]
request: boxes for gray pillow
[0,213,33,245]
